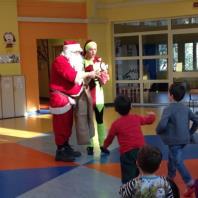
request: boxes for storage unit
[13,75,26,117]
[1,76,15,118]
[0,75,26,119]
[0,82,2,119]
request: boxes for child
[156,82,198,197]
[102,95,156,184]
[119,145,174,198]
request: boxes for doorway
[37,39,64,110]
[37,39,50,110]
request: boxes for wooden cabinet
[1,76,15,118]
[0,75,26,119]
[13,76,26,117]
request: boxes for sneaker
[64,144,81,157]
[100,147,110,155]
[87,147,94,155]
[183,186,195,197]
[55,148,75,162]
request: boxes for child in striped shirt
[119,145,174,198]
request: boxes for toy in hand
[98,62,110,85]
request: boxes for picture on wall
[3,32,16,48]
[0,54,20,64]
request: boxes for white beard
[62,50,83,72]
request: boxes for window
[115,60,139,80]
[185,43,193,71]
[114,36,139,57]
[113,16,198,104]
[142,34,168,56]
[159,44,167,55]
[172,16,198,29]
[173,43,178,71]
[143,59,168,79]
[196,43,198,69]
[159,59,167,71]
[173,33,198,72]
[114,19,168,34]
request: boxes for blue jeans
[168,145,192,185]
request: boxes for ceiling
[17,0,187,3]
[97,0,185,3]
[16,0,191,9]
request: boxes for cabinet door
[13,76,26,117]
[0,82,2,119]
[1,76,15,118]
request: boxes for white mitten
[100,62,108,71]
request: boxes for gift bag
[74,90,95,145]
[98,71,110,85]
[98,62,109,85]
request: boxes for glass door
[113,16,198,105]
[114,19,169,104]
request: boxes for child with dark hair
[119,145,174,198]
[156,82,198,197]
[102,95,156,184]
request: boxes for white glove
[100,62,108,70]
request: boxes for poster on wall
[176,62,183,72]
[0,54,20,64]
[3,32,16,48]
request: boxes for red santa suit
[49,41,83,146]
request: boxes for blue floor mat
[0,166,75,197]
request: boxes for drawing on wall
[3,32,16,48]
[0,54,20,64]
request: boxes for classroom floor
[0,106,197,198]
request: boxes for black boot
[64,144,81,157]
[100,147,110,155]
[87,147,94,155]
[55,148,75,162]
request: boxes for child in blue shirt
[156,82,198,197]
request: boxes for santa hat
[63,40,82,52]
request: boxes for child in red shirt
[102,95,156,184]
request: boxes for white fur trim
[70,86,84,97]
[64,44,82,52]
[68,96,76,105]
[74,72,84,85]
[100,62,108,70]
[49,103,72,114]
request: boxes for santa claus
[49,40,96,162]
